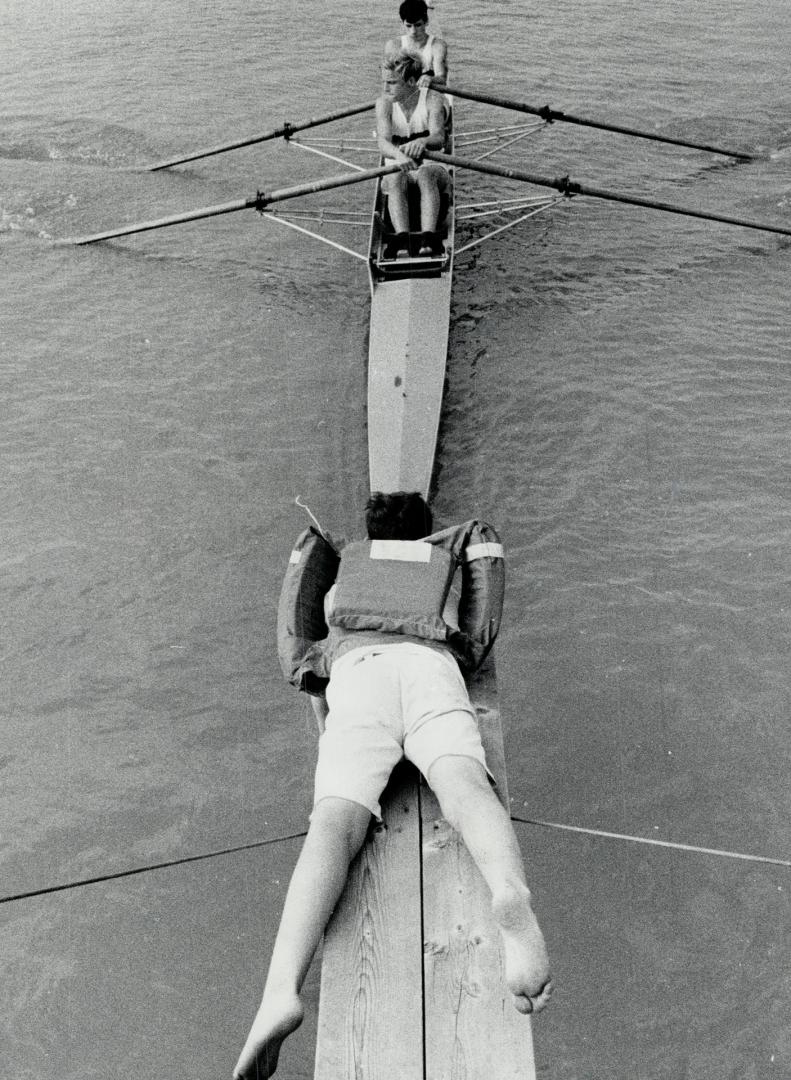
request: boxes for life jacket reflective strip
[276,526,339,694]
[276,520,505,692]
[464,541,504,562]
[328,538,455,641]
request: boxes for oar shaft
[148,99,377,171]
[545,111,752,161]
[263,162,401,205]
[68,196,258,245]
[572,183,791,237]
[435,82,752,161]
[65,162,401,246]
[427,150,791,238]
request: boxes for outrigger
[62,78,789,1080]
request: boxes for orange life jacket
[277,521,504,694]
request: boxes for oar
[433,81,752,161]
[147,99,377,171]
[426,150,791,238]
[62,162,401,246]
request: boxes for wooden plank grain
[313,659,534,1080]
[421,656,537,1080]
[314,761,424,1080]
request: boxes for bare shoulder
[383,36,401,59]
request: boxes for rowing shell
[366,107,455,498]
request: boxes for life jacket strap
[369,539,432,562]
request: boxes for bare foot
[492,884,553,1015]
[233,989,304,1080]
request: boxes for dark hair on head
[399,0,429,21]
[382,50,424,84]
[365,491,433,540]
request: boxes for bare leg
[383,173,411,234]
[416,168,440,232]
[233,797,372,1079]
[427,755,553,1015]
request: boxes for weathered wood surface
[314,760,424,1080]
[315,655,535,1080]
[422,656,536,1080]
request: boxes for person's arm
[311,693,328,735]
[400,92,446,159]
[376,97,417,169]
[417,38,448,87]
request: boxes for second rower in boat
[384,0,448,88]
[376,52,449,258]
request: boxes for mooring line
[511,815,791,868]
[0,830,308,906]
[7,814,787,908]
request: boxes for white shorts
[314,643,487,819]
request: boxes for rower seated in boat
[384,0,448,89]
[376,52,449,259]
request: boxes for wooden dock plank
[314,656,534,1080]
[314,761,424,1080]
[421,657,536,1080]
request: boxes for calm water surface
[2,1,791,1077]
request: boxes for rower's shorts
[314,643,487,819]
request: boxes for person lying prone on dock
[233,491,553,1080]
[376,52,449,258]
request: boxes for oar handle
[432,81,752,161]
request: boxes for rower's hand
[417,74,433,88]
[396,149,419,171]
[402,137,427,161]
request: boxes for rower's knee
[384,173,408,196]
[415,170,437,193]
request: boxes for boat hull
[367,274,452,497]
